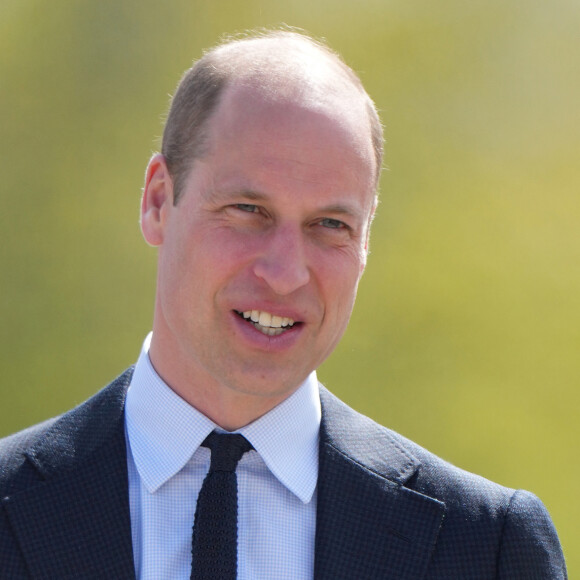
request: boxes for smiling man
[0,30,566,579]
[142,42,377,432]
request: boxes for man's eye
[235,203,259,213]
[319,218,346,229]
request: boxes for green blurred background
[1,0,578,571]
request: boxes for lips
[235,309,297,336]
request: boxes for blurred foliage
[1,0,578,572]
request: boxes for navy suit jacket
[0,369,567,578]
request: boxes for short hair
[161,30,384,204]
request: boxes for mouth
[235,309,298,337]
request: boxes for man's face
[145,82,377,408]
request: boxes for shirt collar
[125,333,320,504]
[239,371,320,504]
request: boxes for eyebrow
[316,203,363,219]
[204,188,268,203]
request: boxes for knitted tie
[191,432,253,580]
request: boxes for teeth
[239,310,295,330]
[258,311,272,327]
[263,327,285,336]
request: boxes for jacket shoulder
[319,385,567,577]
[0,368,133,495]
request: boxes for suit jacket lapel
[2,371,136,579]
[314,387,445,580]
[3,374,446,579]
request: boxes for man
[0,30,566,579]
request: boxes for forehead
[202,81,377,198]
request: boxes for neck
[147,345,296,431]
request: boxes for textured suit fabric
[315,388,567,579]
[0,369,567,579]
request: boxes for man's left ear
[140,153,174,247]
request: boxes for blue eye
[235,203,259,213]
[320,218,346,229]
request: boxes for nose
[252,225,311,295]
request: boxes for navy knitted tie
[191,432,253,580]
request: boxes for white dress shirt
[125,334,320,579]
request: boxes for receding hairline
[161,29,384,202]
[207,31,366,93]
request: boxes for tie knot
[202,432,253,472]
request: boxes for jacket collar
[3,373,446,580]
[314,386,445,580]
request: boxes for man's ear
[140,153,174,247]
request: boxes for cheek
[317,256,362,317]
[313,243,365,285]
[157,232,209,312]
[204,224,264,260]
[180,230,259,299]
